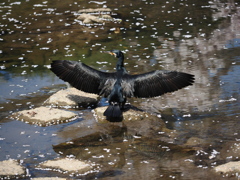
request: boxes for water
[0,0,240,179]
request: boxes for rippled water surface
[0,0,240,179]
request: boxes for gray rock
[77,13,105,24]
[94,106,157,123]
[214,161,240,175]
[31,178,66,180]
[44,88,99,108]
[78,8,112,13]
[76,8,121,25]
[0,159,26,179]
[11,106,77,126]
[37,158,97,175]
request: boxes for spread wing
[50,60,116,96]
[51,60,195,98]
[123,70,195,98]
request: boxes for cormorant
[50,50,194,117]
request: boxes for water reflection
[143,4,240,113]
[0,0,240,179]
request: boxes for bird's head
[104,50,124,58]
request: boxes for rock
[44,88,99,108]
[83,16,96,24]
[11,106,77,126]
[219,141,240,161]
[53,122,195,170]
[37,158,97,175]
[0,159,26,179]
[214,161,240,175]
[78,8,112,14]
[94,106,154,123]
[101,14,113,20]
[185,137,206,146]
[182,137,212,152]
[76,8,121,25]
[78,13,104,24]
[93,106,178,142]
[31,178,66,180]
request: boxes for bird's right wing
[123,70,195,98]
[50,60,116,95]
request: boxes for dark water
[0,0,240,179]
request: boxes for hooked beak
[103,51,116,57]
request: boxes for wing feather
[123,70,194,98]
[50,60,116,95]
[51,60,194,99]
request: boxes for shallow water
[0,0,240,179]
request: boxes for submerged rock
[37,158,97,175]
[76,8,121,25]
[31,178,67,180]
[56,106,179,148]
[11,106,77,126]
[214,161,240,175]
[53,122,195,171]
[78,8,112,13]
[44,88,99,108]
[77,13,112,24]
[52,107,197,173]
[31,177,68,180]
[93,106,177,141]
[185,137,207,146]
[219,141,240,161]
[0,159,26,179]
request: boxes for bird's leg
[120,98,126,110]
[120,103,124,110]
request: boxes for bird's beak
[103,51,116,57]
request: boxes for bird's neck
[115,56,125,84]
[116,55,124,71]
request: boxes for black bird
[50,50,194,117]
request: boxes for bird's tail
[103,104,122,117]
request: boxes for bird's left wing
[50,60,116,95]
[123,70,195,98]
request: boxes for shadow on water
[0,0,240,179]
